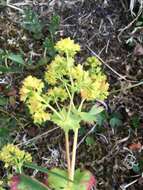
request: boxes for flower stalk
[70,128,78,181]
[65,132,71,176]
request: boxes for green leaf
[48,168,68,189]
[109,117,122,128]
[52,108,81,132]
[79,106,104,123]
[89,105,104,115]
[8,53,24,64]
[22,9,43,38]
[0,97,8,106]
[130,115,140,129]
[49,15,60,35]
[0,127,10,148]
[24,163,71,182]
[85,136,95,146]
[132,163,140,173]
[43,37,56,57]
[48,168,94,190]
[79,112,96,122]
[0,66,22,73]
[14,175,50,190]
[95,111,107,126]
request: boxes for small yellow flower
[20,76,44,101]
[48,87,68,102]
[81,75,109,100]
[0,144,32,169]
[55,37,80,56]
[45,55,67,85]
[86,56,101,68]
[32,110,50,124]
[71,65,92,92]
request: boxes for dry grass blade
[130,0,143,16]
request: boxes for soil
[0,0,143,190]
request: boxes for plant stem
[47,104,63,120]
[70,128,78,181]
[78,98,85,112]
[65,132,71,176]
[111,81,143,94]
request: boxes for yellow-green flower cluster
[71,59,109,100]
[20,38,109,127]
[20,75,44,102]
[20,76,50,124]
[80,75,109,100]
[27,93,50,124]
[45,55,68,85]
[55,37,80,56]
[86,56,101,68]
[0,144,32,168]
[47,87,68,102]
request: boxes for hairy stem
[78,98,85,112]
[70,128,78,181]
[65,132,71,176]
[47,104,63,119]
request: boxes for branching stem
[47,104,63,120]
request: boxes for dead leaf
[6,88,17,97]
[134,43,143,56]
[129,142,142,151]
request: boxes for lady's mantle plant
[19,37,109,189]
[0,38,109,190]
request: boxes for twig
[118,10,142,42]
[120,179,138,190]
[86,45,127,80]
[76,125,96,149]
[110,81,143,94]
[7,4,24,12]
[17,127,59,146]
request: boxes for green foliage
[52,108,81,132]
[43,37,56,57]
[130,115,140,129]
[0,127,10,149]
[132,163,140,173]
[48,168,92,190]
[48,15,60,35]
[43,15,60,57]
[0,115,18,149]
[0,97,8,106]
[11,175,49,190]
[24,162,71,181]
[8,53,24,65]
[109,112,123,128]
[52,106,103,132]
[22,9,43,39]
[85,136,95,146]
[0,50,24,73]
[95,110,107,127]
[95,110,123,128]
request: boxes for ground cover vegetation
[0,0,143,189]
